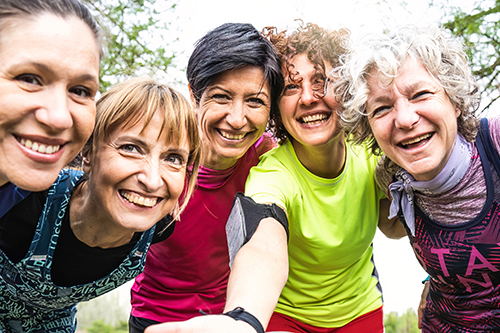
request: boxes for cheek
[198,105,221,128]
[169,172,187,198]
[251,109,271,130]
[369,120,390,148]
[323,94,339,111]
[73,105,96,139]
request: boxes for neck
[69,181,134,249]
[292,133,346,179]
[200,140,238,171]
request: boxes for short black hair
[187,22,283,116]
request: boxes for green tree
[384,308,419,333]
[86,320,128,333]
[440,0,500,114]
[82,0,179,92]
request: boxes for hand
[418,280,429,329]
[144,314,256,333]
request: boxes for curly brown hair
[262,22,350,143]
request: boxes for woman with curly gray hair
[336,25,500,332]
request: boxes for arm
[418,280,430,329]
[145,218,288,333]
[378,198,406,239]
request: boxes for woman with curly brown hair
[241,23,406,333]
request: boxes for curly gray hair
[335,25,480,155]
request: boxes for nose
[225,102,247,129]
[299,83,320,106]
[137,160,164,193]
[394,99,419,129]
[35,87,73,132]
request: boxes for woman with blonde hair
[0,78,200,332]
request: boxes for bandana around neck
[388,133,472,236]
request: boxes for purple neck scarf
[388,133,472,236]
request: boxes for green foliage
[86,320,128,333]
[441,0,500,114]
[81,0,179,92]
[384,308,419,333]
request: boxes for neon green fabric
[245,139,384,327]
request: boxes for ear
[82,149,92,175]
[455,107,461,118]
[188,85,198,109]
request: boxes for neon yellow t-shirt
[245,140,385,327]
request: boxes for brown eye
[16,74,42,86]
[70,86,92,98]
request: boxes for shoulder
[487,117,500,154]
[251,142,293,173]
[255,131,278,156]
[375,156,396,197]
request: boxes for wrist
[223,307,264,333]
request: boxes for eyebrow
[208,85,270,99]
[17,61,98,83]
[370,80,432,105]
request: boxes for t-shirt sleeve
[245,155,292,212]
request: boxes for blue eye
[284,84,299,91]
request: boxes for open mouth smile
[300,113,330,125]
[17,137,61,154]
[120,190,161,208]
[399,133,433,149]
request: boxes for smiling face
[0,13,100,191]
[195,66,271,170]
[366,57,460,181]
[85,110,190,232]
[278,53,342,151]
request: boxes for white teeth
[121,191,158,208]
[220,130,245,140]
[301,114,328,124]
[401,134,431,146]
[20,138,61,154]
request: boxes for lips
[120,190,161,208]
[399,133,433,149]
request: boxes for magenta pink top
[130,133,276,322]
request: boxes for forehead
[113,110,190,145]
[285,53,332,78]
[208,65,270,94]
[367,57,437,94]
[0,13,100,75]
